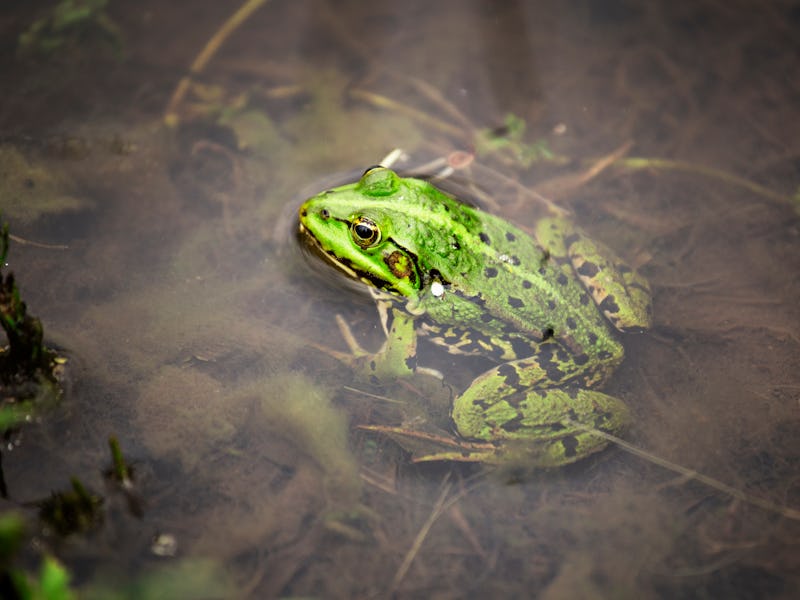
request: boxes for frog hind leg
[535,217,652,331]
[453,382,631,466]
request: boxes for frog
[297,166,652,466]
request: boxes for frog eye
[350,217,381,247]
[361,165,385,177]
[359,167,400,197]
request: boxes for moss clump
[0,219,64,428]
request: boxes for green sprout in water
[475,113,564,168]
[0,513,75,600]
[17,0,123,59]
[107,436,132,485]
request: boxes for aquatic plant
[0,218,64,429]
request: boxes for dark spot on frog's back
[566,317,577,330]
[479,232,491,245]
[557,273,568,286]
[500,413,525,433]
[599,295,620,315]
[577,261,600,278]
[497,363,521,388]
[484,266,498,278]
[461,290,487,309]
[538,343,566,382]
[561,436,579,457]
[507,296,525,309]
[522,280,532,289]
[505,231,516,242]
[509,336,534,358]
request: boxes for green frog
[298,166,651,466]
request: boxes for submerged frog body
[298,167,651,465]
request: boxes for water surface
[1,1,798,597]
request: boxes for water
[1,0,798,597]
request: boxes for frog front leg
[535,217,652,331]
[329,298,423,382]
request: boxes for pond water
[1,0,799,597]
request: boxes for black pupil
[355,223,373,239]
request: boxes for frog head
[298,167,425,298]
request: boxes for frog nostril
[320,208,330,219]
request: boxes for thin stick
[389,474,453,594]
[9,234,68,250]
[615,157,795,208]
[342,385,406,405]
[393,73,475,131]
[349,88,468,140]
[164,0,270,125]
[568,421,800,521]
[532,142,633,201]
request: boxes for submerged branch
[614,157,796,210]
[164,0,270,125]
[567,420,800,521]
[349,89,469,140]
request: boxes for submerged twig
[8,234,68,250]
[342,385,406,405]
[392,73,475,132]
[389,473,453,594]
[614,157,796,209]
[567,420,800,521]
[349,89,469,140]
[534,141,633,199]
[164,0,270,125]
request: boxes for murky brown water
[1,0,799,597]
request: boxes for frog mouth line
[298,222,400,294]
[298,222,359,280]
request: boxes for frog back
[415,207,617,362]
